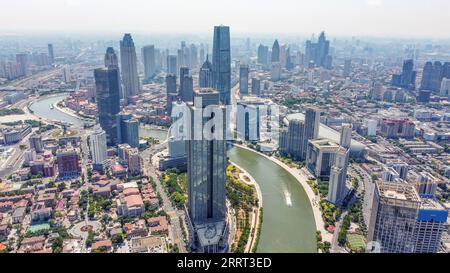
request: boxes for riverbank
[233,144,332,243]
[230,162,263,253]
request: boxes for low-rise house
[91,239,112,253]
[18,236,46,253]
[146,216,169,234]
[12,206,26,224]
[123,219,148,239]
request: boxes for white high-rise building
[440,78,450,98]
[89,124,108,169]
[327,147,349,205]
[339,123,352,149]
[365,118,377,136]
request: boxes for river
[29,94,317,253]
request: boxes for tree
[111,234,124,246]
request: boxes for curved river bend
[30,95,317,253]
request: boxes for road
[141,141,187,253]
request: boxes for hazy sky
[1,0,449,38]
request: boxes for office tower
[343,59,351,77]
[271,62,281,81]
[287,119,305,160]
[367,182,421,253]
[120,33,140,102]
[420,61,443,92]
[48,43,54,64]
[306,139,341,179]
[415,198,448,253]
[239,64,249,95]
[63,65,71,83]
[279,128,289,156]
[94,67,121,145]
[285,47,294,70]
[29,134,44,153]
[301,106,320,160]
[339,123,352,149]
[189,44,198,69]
[16,53,28,77]
[116,112,139,148]
[257,44,269,66]
[271,40,280,62]
[305,31,331,69]
[327,147,349,205]
[57,147,82,178]
[142,45,156,80]
[199,45,205,66]
[105,47,119,68]
[392,59,416,90]
[279,44,287,67]
[89,124,108,170]
[417,89,431,103]
[187,88,228,253]
[440,78,450,98]
[199,55,213,88]
[212,25,231,104]
[166,74,178,114]
[167,55,177,75]
[251,78,261,96]
[179,67,193,102]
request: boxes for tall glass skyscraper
[94,67,121,145]
[271,40,280,62]
[142,45,156,80]
[187,88,228,253]
[199,55,213,88]
[116,112,140,148]
[120,33,140,102]
[212,25,231,105]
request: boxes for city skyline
[1,0,450,39]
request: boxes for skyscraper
[120,33,140,102]
[179,67,193,102]
[343,59,351,77]
[166,74,178,114]
[305,32,331,69]
[327,147,349,205]
[89,124,108,170]
[142,45,156,80]
[287,119,305,160]
[301,106,321,160]
[187,88,228,253]
[15,53,28,77]
[116,112,140,148]
[104,47,119,68]
[29,134,44,153]
[339,123,352,149]
[199,55,213,88]
[167,55,177,75]
[392,59,416,90]
[239,64,249,95]
[367,182,421,253]
[94,67,121,145]
[271,40,280,63]
[212,25,231,104]
[48,43,54,64]
[251,78,261,96]
[257,44,269,66]
[440,78,450,98]
[420,61,443,92]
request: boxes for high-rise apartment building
[89,124,108,170]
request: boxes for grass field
[347,233,366,252]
